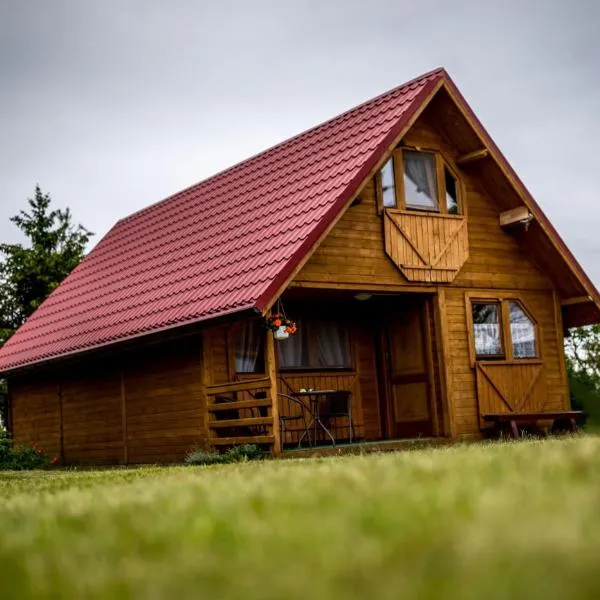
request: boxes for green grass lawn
[1,437,600,600]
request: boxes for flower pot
[274,325,289,340]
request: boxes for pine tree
[0,186,92,425]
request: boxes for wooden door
[386,300,434,438]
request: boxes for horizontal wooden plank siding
[124,338,205,464]
[61,365,123,465]
[294,109,567,440]
[10,376,61,457]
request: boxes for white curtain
[277,319,304,368]
[509,303,536,358]
[235,321,262,373]
[381,158,396,207]
[403,151,438,209]
[316,319,351,367]
[474,324,502,356]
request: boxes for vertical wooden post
[422,299,439,437]
[553,291,570,410]
[199,330,210,451]
[6,381,13,439]
[120,368,128,465]
[57,382,64,463]
[434,289,456,439]
[265,328,281,454]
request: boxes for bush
[184,444,264,466]
[0,431,57,470]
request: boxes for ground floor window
[235,320,265,373]
[471,298,538,361]
[278,316,352,369]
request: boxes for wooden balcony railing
[206,377,275,449]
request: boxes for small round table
[296,389,338,446]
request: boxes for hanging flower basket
[264,313,297,340]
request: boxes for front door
[386,299,435,438]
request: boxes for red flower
[273,319,282,327]
[50,456,58,465]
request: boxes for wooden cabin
[1,68,598,464]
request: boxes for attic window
[403,151,439,211]
[377,149,461,215]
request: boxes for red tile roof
[0,69,444,372]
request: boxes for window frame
[376,147,464,216]
[465,293,541,365]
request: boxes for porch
[204,290,449,454]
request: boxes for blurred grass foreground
[1,436,599,599]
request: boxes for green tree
[565,325,600,430]
[0,186,92,425]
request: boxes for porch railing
[206,377,275,449]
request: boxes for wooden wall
[10,376,61,458]
[9,336,206,465]
[293,108,568,439]
[61,364,123,465]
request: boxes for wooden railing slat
[209,417,272,429]
[206,377,271,396]
[209,399,272,412]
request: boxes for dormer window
[403,150,439,211]
[377,148,462,215]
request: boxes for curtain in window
[472,303,502,357]
[403,151,438,209]
[474,324,502,356]
[381,158,396,207]
[235,321,262,373]
[277,319,304,368]
[277,317,351,369]
[509,302,536,358]
[316,319,351,367]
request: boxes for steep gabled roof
[0,69,444,373]
[1,68,599,374]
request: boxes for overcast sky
[1,1,599,285]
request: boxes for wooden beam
[120,369,128,465]
[456,148,489,165]
[208,399,272,412]
[561,295,593,306]
[499,206,532,228]
[265,328,281,454]
[205,377,271,396]
[209,417,272,429]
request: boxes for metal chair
[320,391,354,443]
[278,393,313,452]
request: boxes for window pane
[314,319,351,368]
[444,167,459,214]
[509,302,537,358]
[380,158,396,208]
[277,317,351,369]
[403,151,439,211]
[277,318,305,368]
[235,320,264,372]
[472,303,503,357]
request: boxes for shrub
[184,444,264,466]
[184,449,226,466]
[0,431,57,470]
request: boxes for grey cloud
[1,0,599,283]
